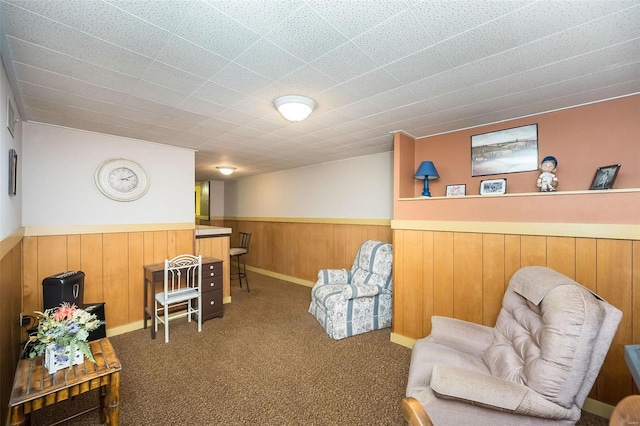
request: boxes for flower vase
[44,344,84,374]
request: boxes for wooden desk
[9,338,121,426]
[143,256,223,339]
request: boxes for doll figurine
[537,156,558,192]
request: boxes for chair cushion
[482,267,605,409]
[229,248,247,256]
[350,241,393,290]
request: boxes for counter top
[195,225,232,237]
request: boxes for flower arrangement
[29,303,104,364]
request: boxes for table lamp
[414,161,439,197]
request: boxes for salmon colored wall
[412,95,639,195]
[395,96,640,225]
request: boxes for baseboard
[582,398,614,419]
[245,265,315,287]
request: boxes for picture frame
[471,123,538,177]
[589,164,621,190]
[480,178,506,195]
[7,96,15,138]
[9,148,17,196]
[445,184,466,197]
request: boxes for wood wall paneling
[392,227,638,407]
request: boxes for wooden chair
[154,254,202,343]
[609,395,640,426]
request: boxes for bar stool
[230,232,251,292]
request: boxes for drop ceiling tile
[341,68,401,99]
[314,84,363,110]
[64,94,122,115]
[142,61,206,95]
[337,99,385,119]
[131,80,188,107]
[72,60,140,92]
[175,2,260,60]
[79,1,171,57]
[353,9,435,65]
[228,96,274,118]
[196,81,245,107]
[308,0,408,39]
[276,65,338,95]
[105,0,195,31]
[18,81,69,104]
[77,34,153,77]
[122,96,174,116]
[407,70,467,100]
[116,106,162,125]
[213,108,259,126]
[23,106,64,123]
[5,0,87,29]
[244,118,283,133]
[509,0,637,45]
[367,86,420,110]
[454,49,525,87]
[156,36,230,80]
[265,4,348,62]
[421,88,477,112]
[383,46,452,84]
[178,96,226,117]
[209,63,272,96]
[210,0,305,36]
[437,16,519,67]
[467,74,529,102]
[411,0,512,43]
[234,38,306,81]
[7,37,77,77]
[3,2,84,56]
[311,42,378,82]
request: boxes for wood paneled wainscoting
[223,218,392,285]
[391,221,640,410]
[21,226,199,332]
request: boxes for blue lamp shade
[414,161,439,197]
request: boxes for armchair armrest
[316,268,351,285]
[428,316,494,357]
[431,365,571,419]
[341,283,388,300]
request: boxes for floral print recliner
[308,240,393,340]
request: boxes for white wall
[210,180,224,217]
[0,60,22,240]
[224,152,393,219]
[22,123,195,226]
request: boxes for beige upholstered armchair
[403,266,622,426]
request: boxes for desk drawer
[202,275,222,293]
[203,261,223,275]
[200,289,223,320]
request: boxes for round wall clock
[95,158,150,202]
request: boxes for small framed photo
[589,164,621,190]
[480,178,506,195]
[445,184,466,197]
[7,97,16,138]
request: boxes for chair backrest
[163,254,202,297]
[349,240,393,291]
[236,232,251,251]
[482,266,622,409]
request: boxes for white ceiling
[1,0,638,181]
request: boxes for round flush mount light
[274,95,316,122]
[216,166,235,175]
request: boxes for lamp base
[421,179,432,197]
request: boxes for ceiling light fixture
[274,95,316,122]
[216,166,235,175]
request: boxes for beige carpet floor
[30,271,608,425]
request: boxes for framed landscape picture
[471,124,538,177]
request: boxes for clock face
[108,167,139,192]
[95,159,149,201]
